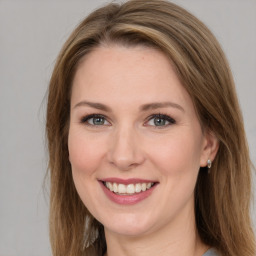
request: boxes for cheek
[68,129,106,176]
[148,131,203,177]
[146,132,203,219]
[68,129,107,214]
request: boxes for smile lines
[103,182,155,195]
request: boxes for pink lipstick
[99,178,158,205]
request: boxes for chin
[102,213,155,237]
[106,225,151,237]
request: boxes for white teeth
[127,184,135,194]
[146,183,152,189]
[135,183,142,193]
[113,183,118,193]
[106,182,113,191]
[104,182,154,194]
[118,184,126,194]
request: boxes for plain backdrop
[0,0,255,255]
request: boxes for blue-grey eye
[81,114,110,126]
[90,117,105,125]
[153,117,167,126]
[147,114,175,127]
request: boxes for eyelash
[80,113,176,127]
[145,113,176,127]
[80,114,109,126]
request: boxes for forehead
[71,45,193,111]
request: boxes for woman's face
[68,45,216,237]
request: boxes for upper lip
[99,178,158,185]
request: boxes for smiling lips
[104,181,155,195]
[100,178,158,205]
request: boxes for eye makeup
[79,112,176,129]
[145,113,176,127]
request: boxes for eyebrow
[140,102,185,112]
[73,101,112,112]
[73,100,184,112]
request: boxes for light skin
[68,45,219,256]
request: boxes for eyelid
[79,113,176,127]
[80,114,111,126]
[144,113,176,127]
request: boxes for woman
[46,0,256,255]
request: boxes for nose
[107,125,145,171]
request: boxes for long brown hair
[46,1,256,255]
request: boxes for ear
[200,130,219,167]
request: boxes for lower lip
[99,182,157,205]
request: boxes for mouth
[99,178,158,205]
[102,181,156,195]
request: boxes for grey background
[0,0,255,255]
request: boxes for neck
[104,210,208,256]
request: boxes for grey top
[203,248,220,256]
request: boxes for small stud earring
[207,159,212,168]
[207,159,212,173]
